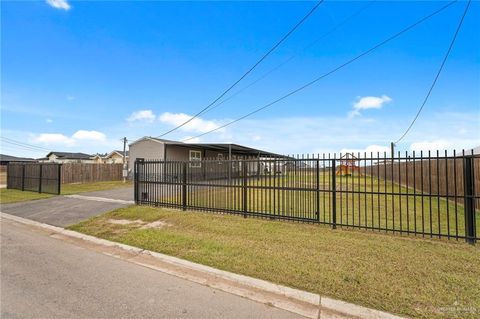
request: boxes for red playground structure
[336,153,360,176]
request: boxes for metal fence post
[331,159,337,229]
[316,159,320,221]
[134,158,143,204]
[243,160,247,218]
[21,164,25,191]
[463,155,476,244]
[38,164,43,193]
[182,162,187,211]
[57,164,62,195]
[134,161,137,203]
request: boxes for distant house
[0,154,37,165]
[39,152,94,164]
[91,154,105,164]
[128,137,281,177]
[104,150,128,164]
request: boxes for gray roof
[46,151,92,160]
[131,137,283,157]
[0,154,37,162]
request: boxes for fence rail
[7,163,61,195]
[134,151,479,244]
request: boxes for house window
[189,150,202,168]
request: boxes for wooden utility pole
[390,142,395,163]
[122,137,127,183]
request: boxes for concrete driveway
[0,187,134,227]
[79,187,134,201]
[0,196,127,227]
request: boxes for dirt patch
[107,219,144,226]
[141,220,171,229]
[107,219,171,229]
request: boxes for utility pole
[122,137,127,183]
[390,142,395,163]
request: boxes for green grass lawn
[0,188,53,204]
[61,180,132,195]
[69,205,480,319]
[0,181,132,204]
[153,172,479,239]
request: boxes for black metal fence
[134,151,479,244]
[7,163,61,195]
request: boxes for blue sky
[1,0,479,158]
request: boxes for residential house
[38,152,94,164]
[91,154,106,164]
[0,154,37,165]
[104,150,128,164]
[128,137,282,178]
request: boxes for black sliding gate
[7,163,61,195]
[135,151,479,244]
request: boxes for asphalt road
[0,218,302,319]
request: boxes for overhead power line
[156,1,324,138]
[197,0,376,118]
[0,137,51,152]
[0,141,49,154]
[182,0,457,142]
[0,145,46,155]
[394,0,470,144]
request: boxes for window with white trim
[189,150,202,168]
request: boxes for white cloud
[349,95,392,117]
[158,112,223,133]
[182,136,201,144]
[33,133,75,146]
[46,0,71,10]
[32,130,108,148]
[410,140,453,153]
[127,110,156,123]
[72,130,106,141]
[46,118,53,123]
[340,145,391,155]
[168,111,478,156]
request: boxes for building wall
[165,145,260,177]
[128,139,165,172]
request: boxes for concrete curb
[1,212,406,319]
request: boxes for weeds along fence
[134,151,479,244]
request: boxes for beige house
[91,154,105,164]
[128,137,280,177]
[104,150,128,164]
[38,152,95,164]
